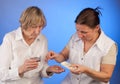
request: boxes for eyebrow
[77,29,88,33]
[80,31,88,34]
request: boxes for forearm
[54,47,69,63]
[54,53,66,63]
[85,67,113,83]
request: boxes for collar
[15,27,23,41]
[74,31,106,52]
[94,31,106,52]
[74,33,81,42]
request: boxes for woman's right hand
[18,58,39,77]
[45,51,58,62]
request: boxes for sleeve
[0,34,21,82]
[101,43,118,65]
[41,63,50,77]
[40,37,51,77]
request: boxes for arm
[70,63,115,83]
[0,34,21,81]
[46,34,74,63]
[85,44,117,82]
[85,64,114,83]
[70,44,117,83]
[56,47,69,62]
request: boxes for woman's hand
[45,51,58,61]
[18,58,39,77]
[46,65,65,75]
[70,64,87,75]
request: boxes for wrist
[46,71,53,76]
[46,66,54,76]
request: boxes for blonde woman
[0,6,64,84]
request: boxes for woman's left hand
[47,65,65,74]
[70,64,87,75]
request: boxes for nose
[77,31,83,38]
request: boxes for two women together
[0,6,117,84]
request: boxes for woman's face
[22,25,42,40]
[76,24,99,42]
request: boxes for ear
[95,25,100,32]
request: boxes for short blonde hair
[19,6,46,29]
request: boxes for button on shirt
[0,27,49,84]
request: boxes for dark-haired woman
[46,7,118,84]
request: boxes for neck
[85,32,100,45]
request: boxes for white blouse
[0,27,49,84]
[62,31,117,84]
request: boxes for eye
[76,30,87,34]
[81,31,87,34]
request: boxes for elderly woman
[0,6,64,84]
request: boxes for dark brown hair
[75,7,102,29]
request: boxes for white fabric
[0,27,49,84]
[62,31,117,84]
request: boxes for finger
[54,66,65,72]
[26,66,37,71]
[27,62,38,67]
[45,52,54,61]
[25,60,38,68]
[25,63,38,71]
[48,54,55,60]
[50,51,57,57]
[25,59,38,64]
[45,55,53,62]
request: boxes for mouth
[30,34,38,38]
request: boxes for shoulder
[70,33,80,41]
[96,31,116,54]
[3,29,17,41]
[100,31,115,44]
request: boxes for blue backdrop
[0,0,120,84]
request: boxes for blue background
[0,0,120,84]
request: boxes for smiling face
[76,24,100,42]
